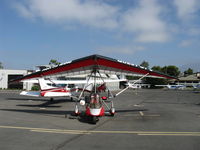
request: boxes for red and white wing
[11,54,176,83]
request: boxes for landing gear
[110,101,115,116]
[90,116,99,124]
[70,97,73,101]
[110,107,115,116]
[74,105,79,116]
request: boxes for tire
[70,97,73,101]
[110,113,115,117]
[91,116,98,124]
[110,108,115,117]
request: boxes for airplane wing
[20,91,40,97]
[22,78,127,84]
[10,54,176,83]
[155,85,184,87]
[155,85,170,87]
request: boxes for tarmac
[0,89,200,150]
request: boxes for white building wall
[0,69,122,91]
[106,82,120,91]
[0,69,32,90]
[63,74,121,91]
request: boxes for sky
[0,0,200,71]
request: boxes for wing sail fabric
[10,54,176,83]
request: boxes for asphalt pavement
[0,89,200,150]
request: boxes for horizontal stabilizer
[20,91,40,97]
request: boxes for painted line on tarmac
[139,111,144,116]
[138,133,200,136]
[145,114,160,117]
[31,130,90,135]
[124,114,160,117]
[0,125,200,136]
[139,111,161,117]
[0,125,90,135]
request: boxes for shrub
[31,85,40,91]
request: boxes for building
[0,68,123,91]
[58,74,122,91]
[0,69,33,90]
[36,65,123,91]
[176,73,200,86]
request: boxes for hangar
[0,69,33,90]
[0,69,122,91]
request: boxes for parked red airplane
[20,77,124,101]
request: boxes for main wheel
[91,116,98,124]
[74,105,79,116]
[70,97,73,101]
[110,108,115,116]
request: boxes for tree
[161,65,180,77]
[184,68,193,76]
[146,78,168,88]
[147,65,180,87]
[140,61,149,69]
[152,65,180,77]
[0,62,3,69]
[147,66,167,87]
[151,66,162,72]
[49,59,61,67]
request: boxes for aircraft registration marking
[0,125,200,136]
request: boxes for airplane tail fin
[38,78,53,90]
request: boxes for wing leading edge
[10,54,176,83]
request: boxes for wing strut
[78,73,92,100]
[96,70,114,98]
[115,73,149,97]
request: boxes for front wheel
[90,116,98,124]
[50,98,54,102]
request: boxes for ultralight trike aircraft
[11,54,175,124]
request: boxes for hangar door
[8,75,23,89]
